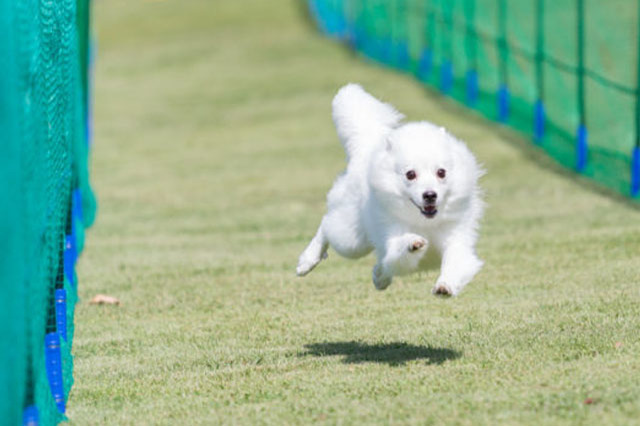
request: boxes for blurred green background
[310,0,640,198]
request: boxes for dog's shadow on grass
[301,341,460,366]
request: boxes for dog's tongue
[424,205,436,213]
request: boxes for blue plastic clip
[466,70,478,106]
[498,84,510,122]
[64,235,75,286]
[576,124,588,171]
[55,289,67,341]
[22,405,39,426]
[631,146,640,196]
[440,60,452,94]
[418,49,432,79]
[44,333,65,413]
[534,99,545,142]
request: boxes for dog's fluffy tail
[332,83,404,161]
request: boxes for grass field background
[67,0,640,424]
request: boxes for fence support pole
[440,0,453,93]
[395,0,409,69]
[418,7,434,80]
[497,0,509,122]
[465,0,478,106]
[632,0,640,196]
[576,0,588,171]
[534,0,545,142]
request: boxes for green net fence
[308,0,640,200]
[0,0,96,424]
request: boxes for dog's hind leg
[296,224,329,276]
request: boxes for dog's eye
[405,170,417,180]
[437,168,446,179]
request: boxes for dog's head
[371,122,481,221]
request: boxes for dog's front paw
[432,282,454,297]
[408,238,427,253]
[372,264,392,291]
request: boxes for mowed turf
[68,0,640,424]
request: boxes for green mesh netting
[0,0,96,424]
[308,0,640,200]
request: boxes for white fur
[297,84,485,296]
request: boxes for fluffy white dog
[297,84,484,296]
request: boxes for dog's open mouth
[421,205,438,218]
[410,199,438,219]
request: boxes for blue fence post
[496,0,510,122]
[418,48,432,79]
[575,0,588,171]
[440,60,453,94]
[633,0,640,196]
[465,0,478,107]
[496,1,510,122]
[534,100,545,141]
[632,146,640,196]
[64,234,75,286]
[396,41,409,70]
[498,84,510,122]
[22,406,39,426]
[55,289,67,342]
[466,69,478,106]
[439,0,453,94]
[418,9,435,80]
[534,0,545,142]
[380,37,392,63]
[345,0,356,48]
[394,0,409,69]
[576,124,588,171]
[44,332,65,413]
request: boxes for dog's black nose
[422,191,437,203]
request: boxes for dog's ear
[385,133,398,152]
[385,137,393,152]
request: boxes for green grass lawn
[67,0,640,424]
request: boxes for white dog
[297,84,484,296]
